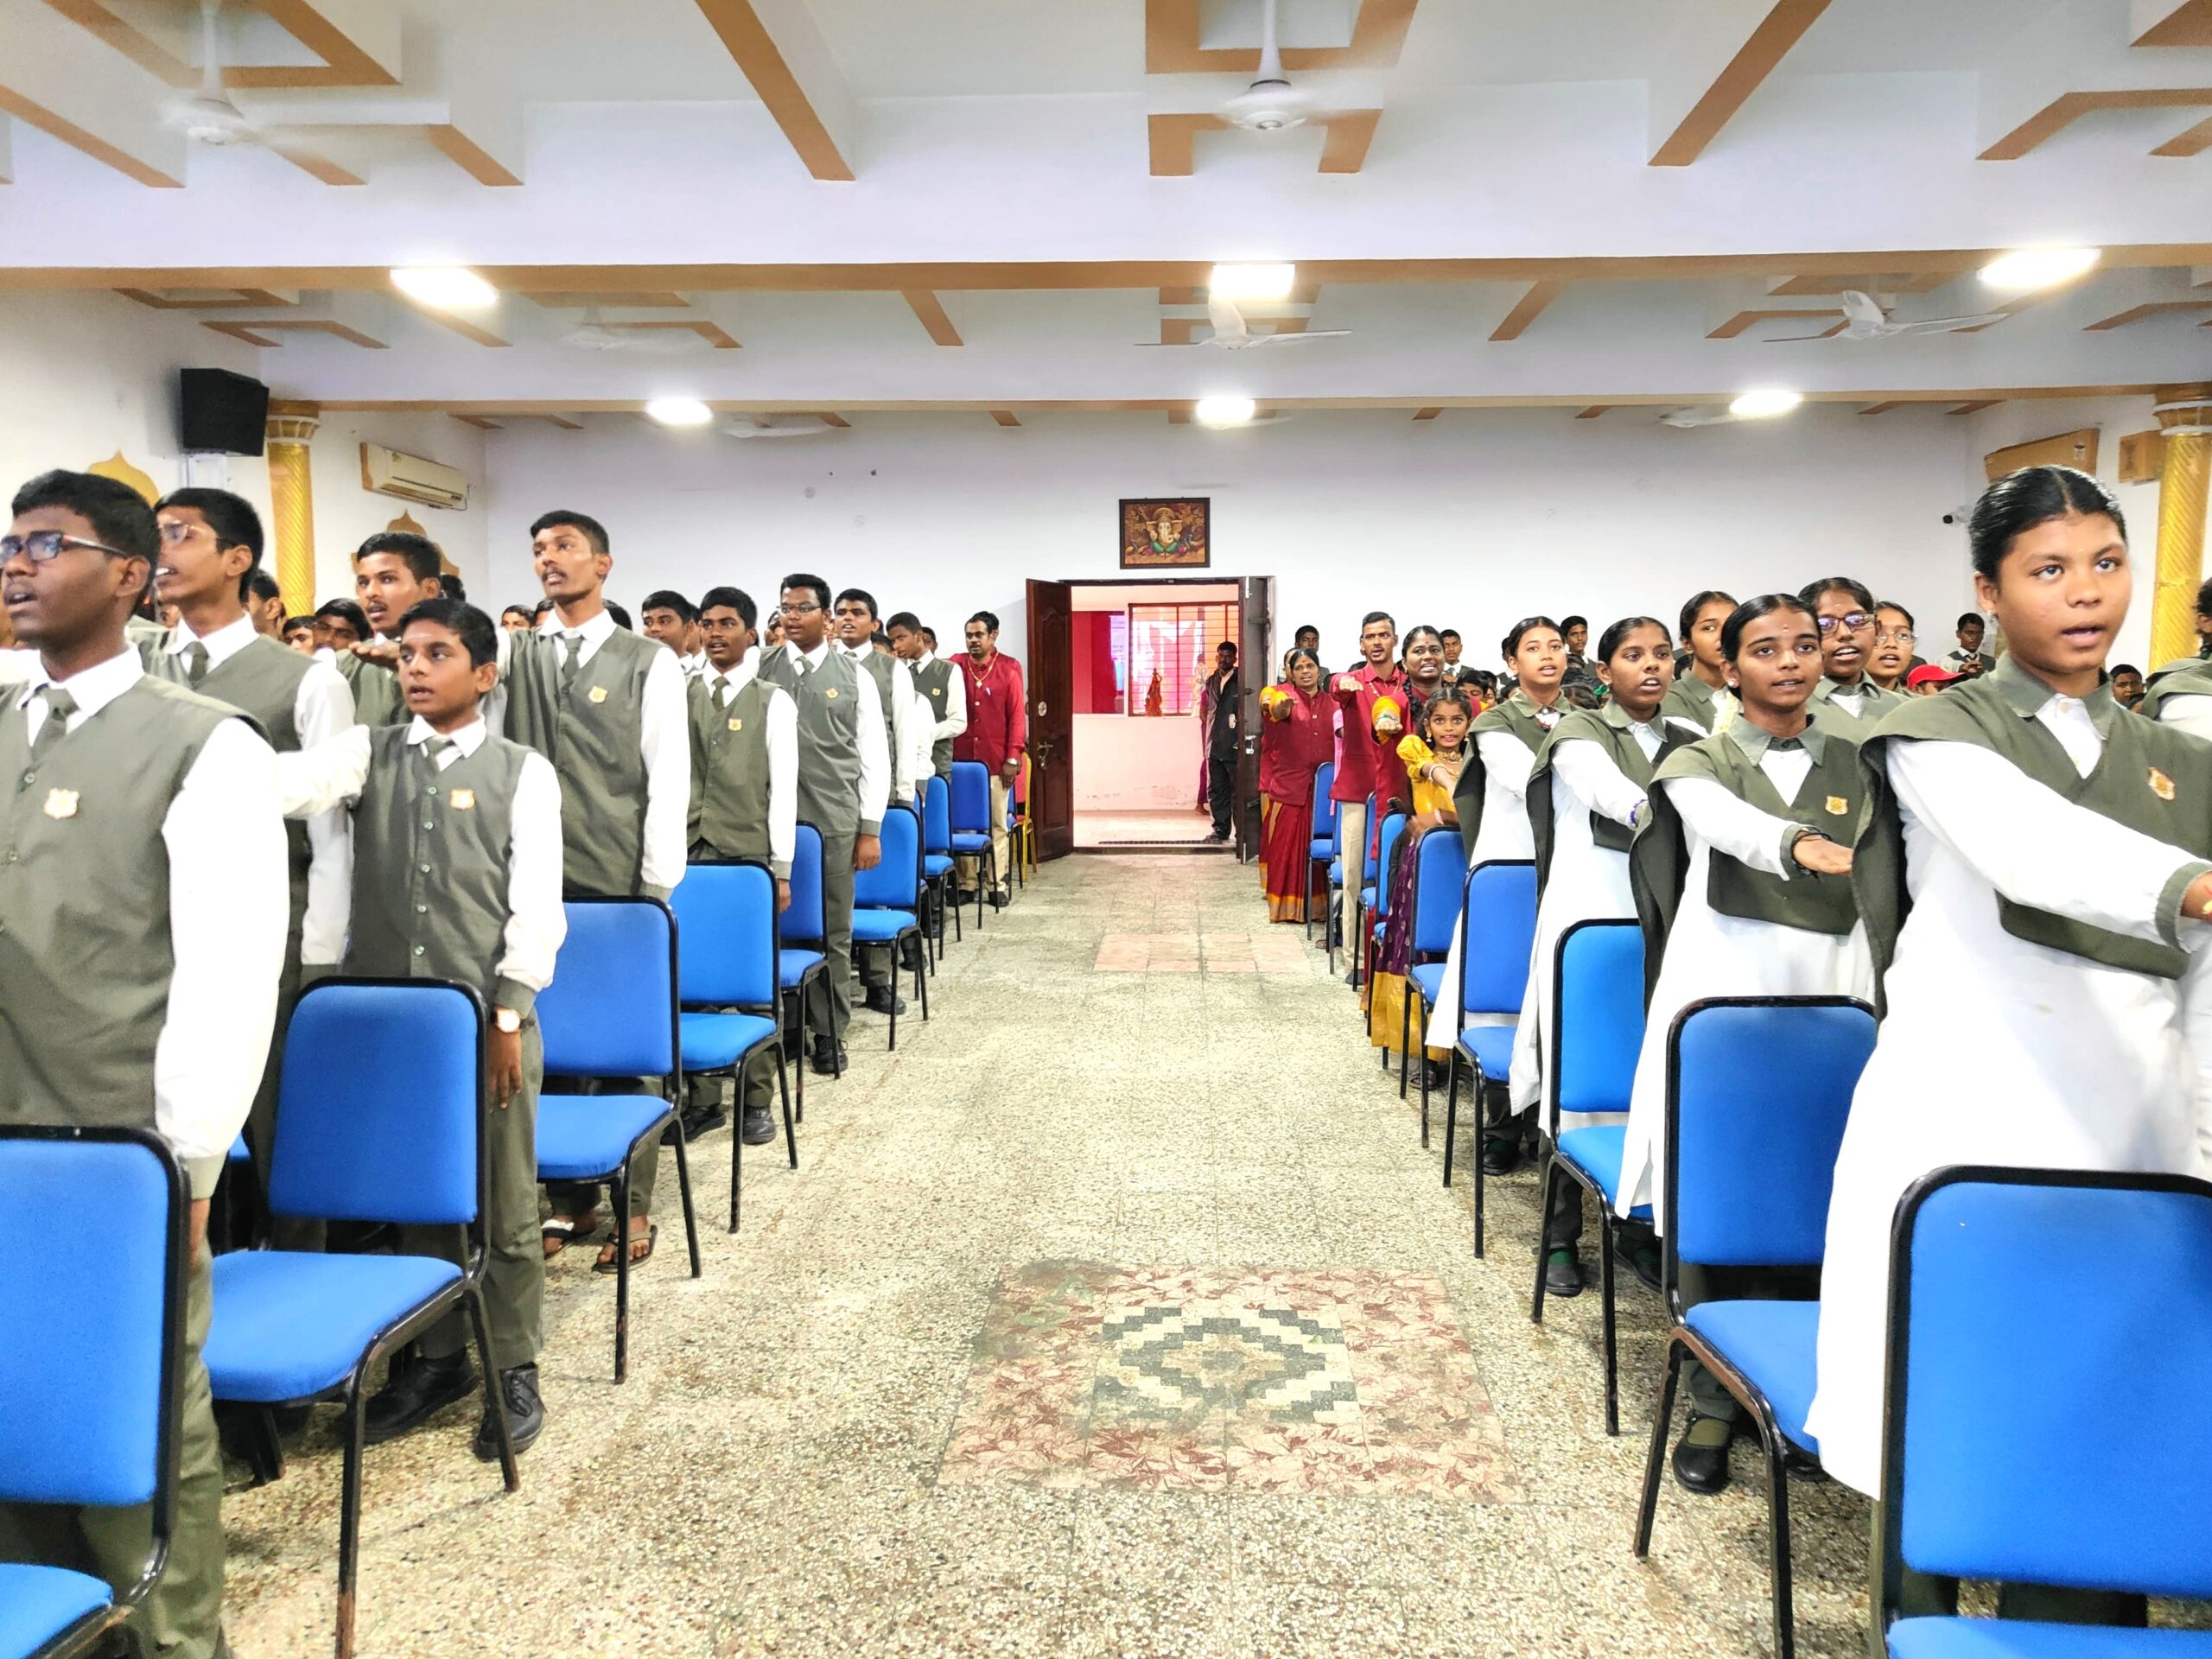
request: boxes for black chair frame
[683,857,799,1235]
[861,803,932,1051]
[1439,859,1535,1261]
[782,818,836,1100]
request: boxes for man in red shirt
[952,608,1026,906]
[1331,611,1403,983]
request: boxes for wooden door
[1025,578,1076,861]
[1235,575,1273,861]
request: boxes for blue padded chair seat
[924,855,954,877]
[1554,1125,1653,1219]
[852,909,917,944]
[1682,1299,1820,1453]
[1360,886,1377,910]
[778,949,824,988]
[1327,859,1343,885]
[537,1093,671,1182]
[949,833,990,853]
[1408,963,1447,1009]
[678,1011,778,1071]
[0,1562,111,1656]
[1457,1025,1516,1082]
[1888,1621,2212,1658]
[1309,838,1332,861]
[206,1252,462,1402]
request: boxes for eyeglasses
[1875,628,1916,645]
[780,601,823,616]
[1,530,135,564]
[1815,612,1872,635]
[156,520,205,545]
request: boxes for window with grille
[1127,603,1238,717]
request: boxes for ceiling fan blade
[1887,314,2010,333]
[1764,331,1839,343]
[1250,329,1351,345]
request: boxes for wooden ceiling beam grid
[1490,280,1567,341]
[690,0,857,181]
[901,290,963,346]
[1143,0,1420,73]
[1649,0,1834,167]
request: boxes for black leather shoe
[988,890,1010,909]
[1480,1135,1522,1176]
[900,936,927,972]
[1421,1059,1450,1092]
[741,1104,775,1146]
[810,1038,848,1077]
[473,1363,543,1461]
[864,984,907,1015]
[1543,1249,1583,1298]
[362,1351,475,1446]
[1672,1414,1733,1495]
[677,1103,727,1141]
[955,888,979,906]
[1614,1230,1662,1292]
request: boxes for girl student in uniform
[1659,590,1736,734]
[1511,617,1681,1295]
[1808,467,2212,1545]
[1368,676,1475,1081]
[1620,594,1875,1494]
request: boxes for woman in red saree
[1258,649,1333,922]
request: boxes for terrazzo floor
[221,853,1884,1658]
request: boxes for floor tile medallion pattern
[940,1263,1522,1500]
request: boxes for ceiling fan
[164,0,260,146]
[1768,289,2008,343]
[1199,293,1348,349]
[1659,407,1742,429]
[1221,0,1317,131]
[560,303,704,354]
[721,416,842,441]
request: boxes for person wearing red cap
[1904,663,1961,696]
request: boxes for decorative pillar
[264,400,321,615]
[2150,386,2212,670]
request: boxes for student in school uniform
[244,567,287,639]
[951,610,1025,910]
[0,468,288,1659]
[274,599,564,1457]
[760,574,890,1076]
[497,511,690,1272]
[1803,575,1907,741]
[1659,591,1736,734]
[686,585,798,1146]
[1623,593,1873,1494]
[142,487,355,1223]
[1436,617,1567,1172]
[1809,469,2212,1555]
[1512,617,1685,1294]
[1945,610,1998,677]
[832,588,919,1008]
[641,589,706,680]
[2137,581,2212,739]
[314,595,369,655]
[1866,601,1917,694]
[340,532,448,725]
[887,610,968,785]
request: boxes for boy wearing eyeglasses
[1802,575,1906,741]
[0,469,288,1659]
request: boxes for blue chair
[922,773,958,957]
[1633,997,1876,1659]
[0,1126,186,1659]
[203,979,516,1659]
[1362,810,1409,1025]
[1399,827,1469,1113]
[674,859,798,1232]
[1878,1166,2212,1659]
[1440,860,1538,1242]
[1303,761,1337,944]
[1528,918,1646,1433]
[853,803,931,1049]
[780,823,832,1090]
[1325,791,1378,978]
[948,760,996,930]
[535,899,702,1382]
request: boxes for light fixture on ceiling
[1209,264,1297,302]
[645,397,715,427]
[1979,247,2100,292]
[1729,389,1804,419]
[1221,0,1315,131]
[391,268,499,309]
[165,0,260,147]
[1195,396,1258,428]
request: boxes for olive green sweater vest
[912,655,957,778]
[1452,695,1555,857]
[504,626,659,897]
[759,645,868,836]
[688,674,779,870]
[1526,704,1685,889]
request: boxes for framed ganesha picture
[1120,497,1211,569]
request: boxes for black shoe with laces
[864,984,907,1016]
[810,1037,848,1077]
[362,1350,476,1446]
[741,1103,776,1146]
[473,1363,543,1461]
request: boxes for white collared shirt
[912,648,969,749]
[16,645,286,1190]
[698,655,799,874]
[272,715,567,1001]
[168,611,356,964]
[841,639,919,799]
[786,639,891,830]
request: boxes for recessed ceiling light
[1730,389,1803,419]
[1208,264,1296,302]
[1979,247,2100,292]
[645,396,715,427]
[390,267,499,309]
[1195,396,1258,428]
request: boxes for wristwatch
[493,1007,522,1033]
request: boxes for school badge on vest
[728,718,743,731]
[826,688,839,698]
[2150,766,2177,802]
[41,787,79,820]
[1825,796,1849,817]
[449,788,476,810]
[588,686,608,704]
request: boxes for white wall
[480,408,1975,678]
[303,410,489,607]
[1072,714,1204,810]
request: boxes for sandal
[540,1211,601,1260]
[593,1221,656,1274]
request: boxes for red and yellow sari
[1257,681,1334,923]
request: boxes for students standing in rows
[501,511,690,1272]
[0,469,289,1659]
[760,574,889,1076]
[1624,594,1872,1495]
[1802,575,1904,741]
[343,532,450,725]
[687,584,798,1145]
[642,589,705,680]
[887,610,968,785]
[274,598,563,1459]
[834,587,917,1010]
[952,610,1025,910]
[143,488,354,1224]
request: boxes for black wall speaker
[179,367,270,456]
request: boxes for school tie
[1767,736,1804,753]
[712,677,732,712]
[558,632,583,698]
[423,736,454,768]
[182,642,210,688]
[24,686,77,772]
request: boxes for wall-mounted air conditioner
[360,442,470,511]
